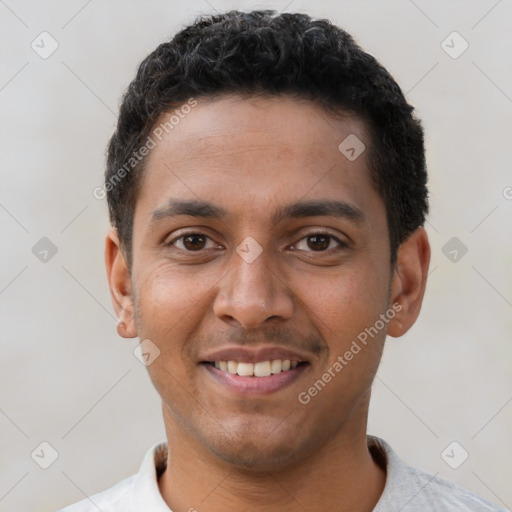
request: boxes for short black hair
[106,9,428,269]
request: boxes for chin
[200,418,311,472]
[209,438,301,472]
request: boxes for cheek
[134,262,218,329]
[132,262,230,383]
[294,259,390,387]
[299,261,389,331]
[132,265,213,412]
[298,273,387,412]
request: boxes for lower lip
[202,363,309,395]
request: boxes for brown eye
[166,231,223,256]
[182,234,207,251]
[168,233,218,251]
[306,234,331,251]
[292,232,345,253]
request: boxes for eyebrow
[150,198,365,225]
[151,199,225,222]
[271,199,365,224]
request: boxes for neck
[158,398,386,512]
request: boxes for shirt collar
[130,441,171,511]
[129,436,399,511]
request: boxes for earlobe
[387,227,430,338]
[105,228,138,338]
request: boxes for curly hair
[105,9,428,268]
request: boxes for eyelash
[292,232,345,252]
[166,230,346,253]
[167,232,220,251]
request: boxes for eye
[293,233,344,252]
[168,233,219,251]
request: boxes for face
[107,95,428,470]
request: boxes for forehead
[134,95,382,226]
[148,95,367,170]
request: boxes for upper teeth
[214,360,299,377]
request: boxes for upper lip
[200,345,310,364]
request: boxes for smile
[201,359,309,395]
[206,359,303,377]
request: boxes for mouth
[201,359,307,377]
[199,351,310,395]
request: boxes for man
[61,9,504,512]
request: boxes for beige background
[1,1,511,511]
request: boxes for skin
[106,95,430,512]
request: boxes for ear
[387,227,430,338]
[105,228,137,338]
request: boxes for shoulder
[57,474,136,512]
[56,442,168,512]
[369,436,506,512]
[400,468,505,511]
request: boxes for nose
[213,248,294,329]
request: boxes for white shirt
[58,436,505,511]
